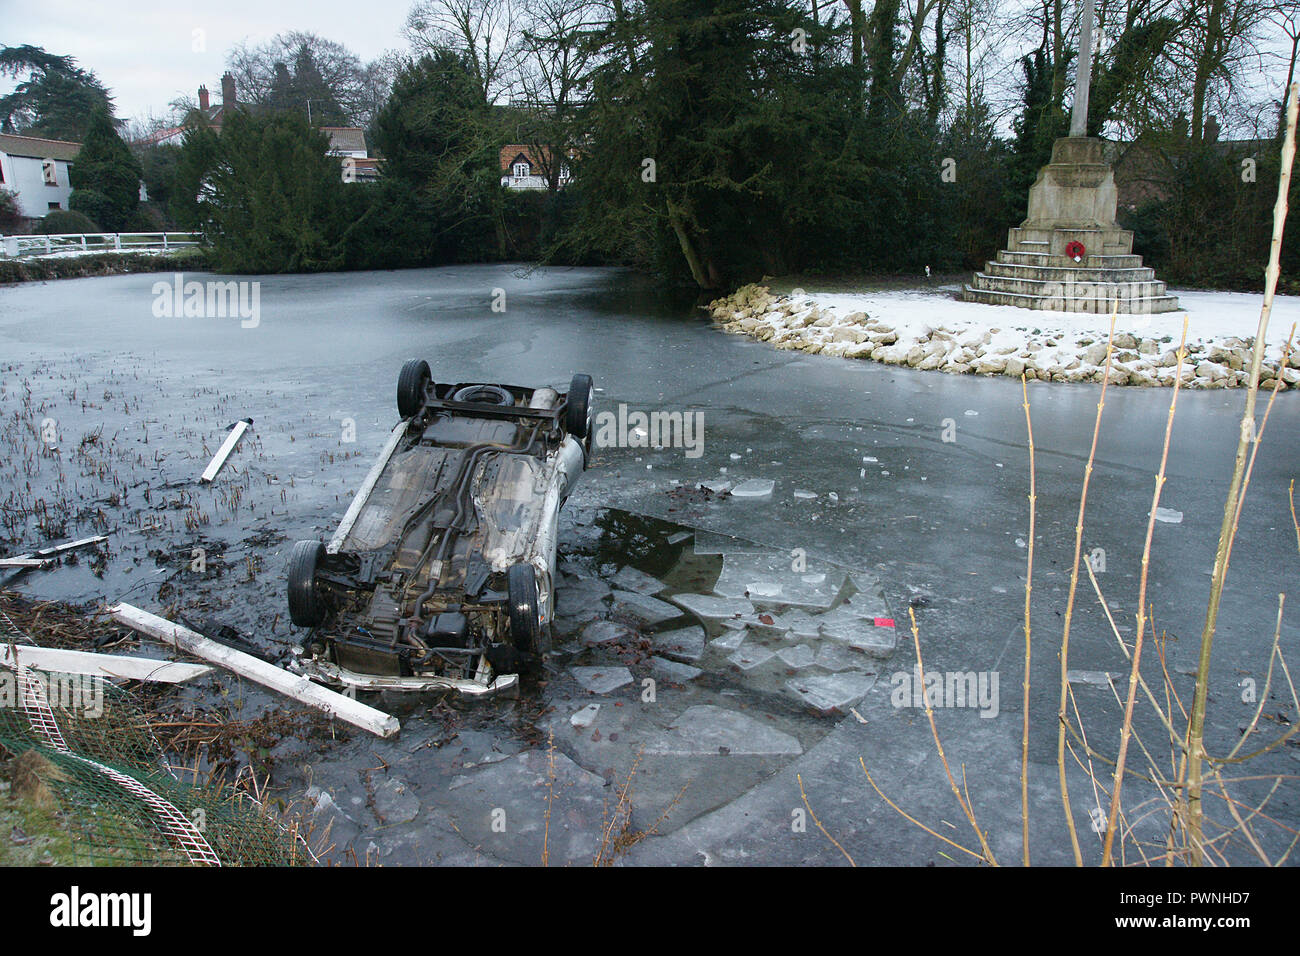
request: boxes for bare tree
[404,0,523,104]
[511,0,602,188]
[225,31,375,126]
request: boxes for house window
[560,164,571,180]
[48,202,61,210]
[513,161,530,178]
[42,159,58,185]
[0,161,5,184]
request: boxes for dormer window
[513,161,530,178]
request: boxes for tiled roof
[0,133,81,161]
[324,127,367,153]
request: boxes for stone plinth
[964,137,1179,314]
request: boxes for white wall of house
[0,152,75,218]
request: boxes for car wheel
[397,359,432,419]
[506,562,548,660]
[566,373,594,440]
[287,540,327,628]
[451,384,513,406]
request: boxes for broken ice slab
[570,666,634,694]
[712,552,847,610]
[580,620,634,646]
[735,611,789,638]
[652,656,703,683]
[611,565,667,595]
[692,530,771,556]
[845,574,890,606]
[671,592,754,621]
[786,671,878,714]
[709,631,746,652]
[730,478,775,498]
[793,489,818,500]
[558,575,613,606]
[1153,507,1183,524]
[727,644,776,671]
[817,592,890,625]
[555,605,604,629]
[820,620,897,657]
[814,643,865,672]
[652,625,706,662]
[774,609,821,639]
[697,479,732,494]
[775,644,817,669]
[610,589,682,626]
[644,705,802,756]
[570,703,600,728]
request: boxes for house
[0,132,80,220]
[499,144,571,190]
[136,73,243,147]
[135,77,379,183]
[323,127,379,183]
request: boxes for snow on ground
[809,285,1300,359]
[707,283,1300,389]
[7,247,180,261]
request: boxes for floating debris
[199,418,253,483]
[108,602,398,738]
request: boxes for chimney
[221,72,236,107]
[1205,115,1220,143]
[198,85,210,111]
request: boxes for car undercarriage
[286,361,593,695]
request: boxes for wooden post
[108,603,400,738]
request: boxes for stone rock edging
[706,284,1298,390]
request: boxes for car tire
[397,359,432,419]
[451,384,513,406]
[287,540,327,628]
[566,373,594,440]
[507,562,548,660]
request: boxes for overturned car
[286,360,594,696]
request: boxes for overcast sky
[3,0,411,122]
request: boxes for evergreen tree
[205,112,347,272]
[68,108,141,231]
[370,51,502,262]
[290,47,347,125]
[0,45,114,141]
[170,125,222,230]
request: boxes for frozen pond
[1,264,1297,865]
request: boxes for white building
[0,133,80,220]
[323,127,379,183]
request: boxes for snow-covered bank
[707,284,1300,389]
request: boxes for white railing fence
[1,232,202,258]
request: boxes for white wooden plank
[0,644,212,683]
[107,603,399,738]
[200,419,252,483]
[32,534,108,557]
[327,420,407,554]
[0,558,51,569]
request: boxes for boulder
[830,326,867,344]
[1195,360,1230,382]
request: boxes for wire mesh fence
[1,603,312,866]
